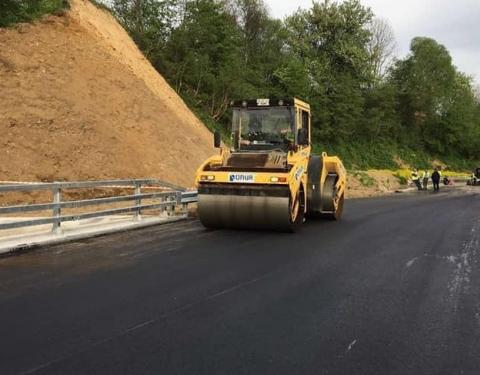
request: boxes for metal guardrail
[0,179,198,234]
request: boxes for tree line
[5,0,478,169]
[0,0,69,27]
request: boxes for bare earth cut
[346,170,402,198]
[0,0,214,187]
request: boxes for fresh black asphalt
[0,188,479,375]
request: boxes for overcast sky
[264,0,480,83]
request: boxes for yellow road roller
[195,98,346,231]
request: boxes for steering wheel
[247,131,266,142]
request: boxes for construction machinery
[195,98,346,231]
[467,168,480,186]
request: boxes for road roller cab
[196,98,346,231]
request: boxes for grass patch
[0,0,70,27]
[313,141,397,170]
[313,140,475,173]
[393,169,410,185]
[352,171,375,187]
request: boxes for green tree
[225,0,288,97]
[164,0,244,120]
[0,0,68,27]
[362,82,399,139]
[367,17,396,85]
[111,0,180,59]
[391,37,457,152]
[439,73,480,158]
[280,0,374,140]
[0,0,21,27]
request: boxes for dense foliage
[0,0,69,27]
[4,0,479,169]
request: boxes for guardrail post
[159,195,167,217]
[164,193,172,217]
[52,186,63,235]
[171,192,181,216]
[134,182,142,221]
[178,192,187,217]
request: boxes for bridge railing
[0,179,198,234]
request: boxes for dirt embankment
[0,0,214,187]
[346,170,403,198]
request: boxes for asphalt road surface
[1,187,479,375]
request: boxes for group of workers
[411,168,449,192]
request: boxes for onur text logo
[229,173,255,183]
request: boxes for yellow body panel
[322,153,347,199]
[196,148,310,202]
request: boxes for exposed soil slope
[346,170,402,198]
[0,0,214,187]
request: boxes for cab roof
[230,98,310,110]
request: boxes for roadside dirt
[0,0,214,188]
[346,170,403,198]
